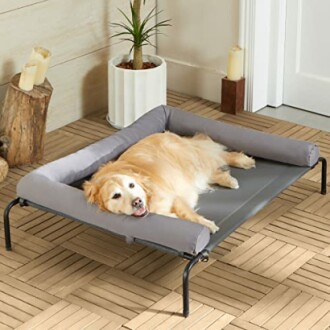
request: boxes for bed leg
[319,157,327,195]
[182,251,209,317]
[3,198,20,251]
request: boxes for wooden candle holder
[220,77,245,114]
[0,73,53,166]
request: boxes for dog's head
[83,174,149,217]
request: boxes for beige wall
[0,0,155,131]
[157,0,239,102]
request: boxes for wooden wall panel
[0,0,156,131]
[0,0,47,14]
[46,47,109,132]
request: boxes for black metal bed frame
[3,157,327,317]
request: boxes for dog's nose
[132,197,143,208]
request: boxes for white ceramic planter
[107,54,167,129]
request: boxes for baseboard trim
[162,56,226,103]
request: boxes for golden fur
[83,132,255,233]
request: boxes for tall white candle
[29,47,51,85]
[18,62,37,91]
[227,46,243,81]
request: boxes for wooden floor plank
[212,228,255,260]
[284,254,330,301]
[124,292,181,329]
[242,199,294,232]
[0,276,59,329]
[224,318,266,330]
[223,233,316,281]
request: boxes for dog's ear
[83,180,99,204]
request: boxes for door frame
[239,0,287,112]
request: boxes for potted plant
[107,0,171,128]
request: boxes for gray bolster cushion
[166,106,319,167]
[32,106,170,185]
[17,175,209,255]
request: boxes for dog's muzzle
[132,197,143,209]
[131,197,148,217]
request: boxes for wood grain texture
[0,90,329,328]
[0,74,53,166]
[220,78,245,114]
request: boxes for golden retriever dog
[83,132,255,233]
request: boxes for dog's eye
[129,183,135,189]
[112,193,121,199]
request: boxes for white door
[283,0,330,116]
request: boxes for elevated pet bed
[4,105,327,317]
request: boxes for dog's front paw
[204,219,220,234]
[229,177,239,189]
[240,155,256,169]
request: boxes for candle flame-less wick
[34,47,51,59]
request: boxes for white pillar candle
[227,46,244,81]
[29,47,51,85]
[18,62,37,91]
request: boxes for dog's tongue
[133,207,146,217]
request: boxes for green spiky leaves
[111,2,171,54]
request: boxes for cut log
[0,157,8,182]
[0,73,53,167]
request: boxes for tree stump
[0,73,53,166]
[0,157,8,182]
